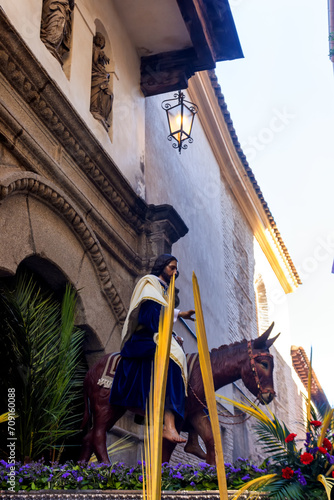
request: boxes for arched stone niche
[0,171,126,365]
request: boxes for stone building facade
[0,0,305,465]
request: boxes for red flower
[332,471,334,478]
[300,452,314,465]
[318,446,328,454]
[282,467,294,479]
[285,433,297,443]
[323,438,332,451]
[310,420,322,427]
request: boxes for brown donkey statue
[80,323,279,465]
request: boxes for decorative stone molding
[0,9,144,235]
[0,9,188,278]
[145,204,189,258]
[0,171,127,325]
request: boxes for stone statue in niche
[40,0,74,64]
[90,32,114,131]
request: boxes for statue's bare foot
[184,441,207,460]
[163,427,187,443]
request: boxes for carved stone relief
[40,0,74,65]
[90,32,114,131]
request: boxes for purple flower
[295,468,307,486]
[138,475,143,483]
[252,465,267,473]
[327,453,334,465]
[190,481,196,487]
[77,476,83,482]
[199,462,209,469]
[62,472,70,478]
[242,474,250,481]
[230,467,241,473]
[173,471,183,480]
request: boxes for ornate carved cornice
[141,49,196,97]
[0,171,127,325]
[0,9,145,234]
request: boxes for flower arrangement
[217,393,334,500]
[261,416,334,500]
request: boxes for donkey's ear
[253,322,275,349]
[265,332,280,349]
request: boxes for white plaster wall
[145,90,231,354]
[1,0,145,191]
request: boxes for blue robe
[109,299,185,420]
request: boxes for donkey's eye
[260,361,269,369]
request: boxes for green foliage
[264,479,306,500]
[0,459,270,492]
[255,414,293,464]
[0,273,85,461]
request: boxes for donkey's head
[241,322,280,404]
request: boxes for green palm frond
[255,416,294,462]
[216,393,293,461]
[0,272,85,461]
[264,479,306,500]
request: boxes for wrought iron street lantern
[161,90,198,153]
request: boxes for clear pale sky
[215,0,334,406]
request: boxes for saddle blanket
[97,352,198,389]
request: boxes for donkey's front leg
[189,411,216,465]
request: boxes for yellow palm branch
[306,347,312,426]
[215,393,274,427]
[193,272,228,500]
[0,413,9,423]
[326,465,334,477]
[230,474,277,500]
[317,408,334,449]
[143,274,175,500]
[317,474,334,500]
[88,435,134,463]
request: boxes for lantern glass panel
[167,104,182,137]
[182,104,194,137]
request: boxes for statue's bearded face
[160,259,178,284]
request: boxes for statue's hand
[174,335,184,347]
[178,309,195,321]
